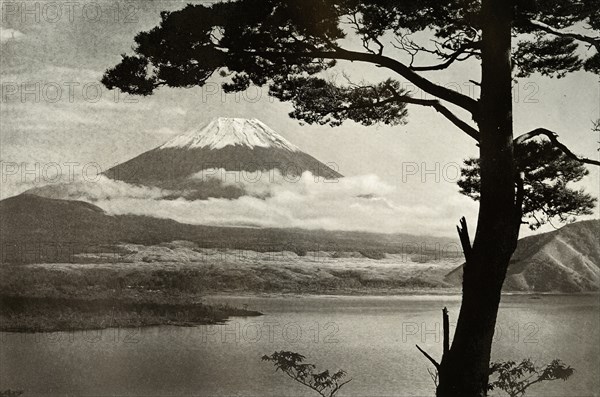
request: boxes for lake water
[1,294,598,396]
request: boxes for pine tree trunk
[435,0,520,395]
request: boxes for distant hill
[3,195,597,293]
[0,194,455,264]
[445,220,600,292]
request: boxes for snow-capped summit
[160,117,299,152]
[103,117,342,198]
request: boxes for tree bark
[436,0,520,396]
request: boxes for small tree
[262,351,352,397]
[488,359,574,397]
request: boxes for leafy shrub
[262,351,351,397]
[488,359,574,397]
[0,390,23,397]
[359,250,386,260]
[294,248,308,257]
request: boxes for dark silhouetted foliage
[262,351,351,397]
[459,139,597,229]
[488,358,574,397]
[0,391,23,397]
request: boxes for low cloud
[191,168,393,197]
[17,170,472,236]
[0,27,24,43]
[27,175,175,201]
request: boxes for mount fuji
[100,117,342,198]
[160,117,301,151]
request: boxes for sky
[0,0,598,237]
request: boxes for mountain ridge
[0,194,455,263]
[2,194,597,293]
[445,219,600,292]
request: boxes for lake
[1,294,598,396]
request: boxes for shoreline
[202,290,600,298]
[2,291,597,334]
[1,260,597,333]
[0,295,262,334]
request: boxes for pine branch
[384,85,480,141]
[315,82,480,142]
[514,128,600,166]
[244,47,479,116]
[416,344,440,370]
[410,42,481,71]
[525,19,600,51]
